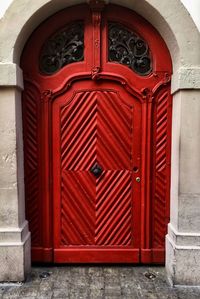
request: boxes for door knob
[90,163,103,178]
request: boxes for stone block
[0,188,19,228]
[166,233,200,286]
[178,194,200,232]
[0,234,31,281]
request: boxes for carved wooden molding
[89,0,106,79]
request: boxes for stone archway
[0,0,200,285]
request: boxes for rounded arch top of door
[21,3,172,264]
[21,3,172,92]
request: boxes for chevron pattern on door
[58,90,134,248]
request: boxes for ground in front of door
[0,266,200,299]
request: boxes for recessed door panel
[52,82,141,262]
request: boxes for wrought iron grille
[108,23,152,75]
[39,22,84,75]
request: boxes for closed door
[21,3,172,263]
[52,81,141,262]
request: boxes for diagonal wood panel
[153,90,169,248]
[60,91,97,245]
[61,91,98,171]
[61,171,96,245]
[95,171,133,245]
[95,90,133,246]
[97,91,133,170]
[23,83,41,246]
[59,89,134,247]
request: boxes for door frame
[20,3,172,264]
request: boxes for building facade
[0,0,200,286]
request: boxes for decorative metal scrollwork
[39,23,84,75]
[108,23,152,75]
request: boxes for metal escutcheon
[136,177,141,183]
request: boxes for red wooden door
[52,81,141,262]
[21,3,172,263]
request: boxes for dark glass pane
[39,22,84,75]
[108,23,152,75]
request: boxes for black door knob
[90,163,103,178]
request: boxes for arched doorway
[21,3,172,264]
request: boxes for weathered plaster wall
[181,0,200,31]
[0,0,200,31]
[0,1,13,18]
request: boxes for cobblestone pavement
[0,266,200,299]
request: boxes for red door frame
[21,3,172,263]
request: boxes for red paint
[21,4,172,264]
[52,81,141,262]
